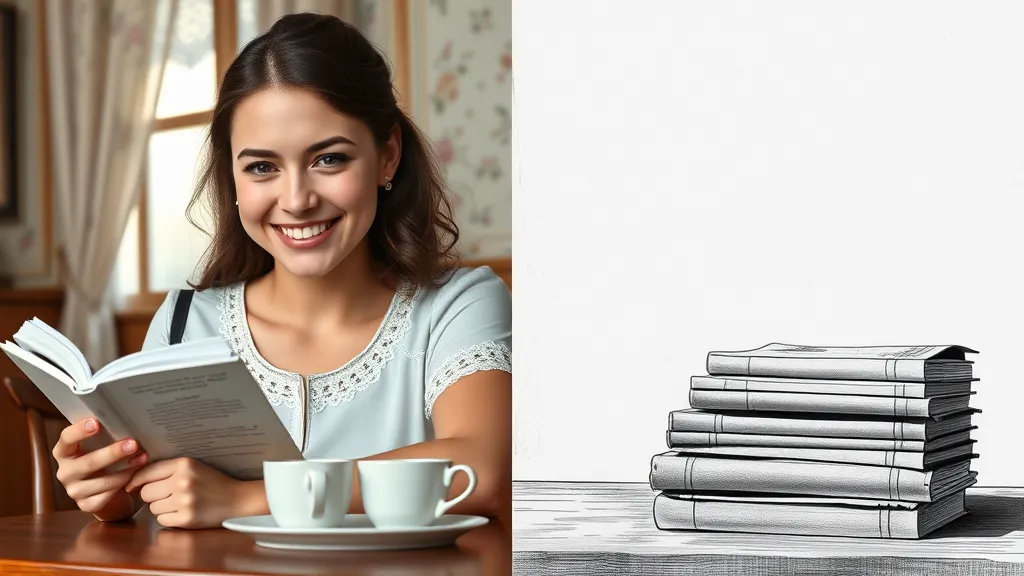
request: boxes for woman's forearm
[238,479,270,518]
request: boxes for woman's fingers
[147,493,178,517]
[50,418,150,519]
[63,439,142,483]
[75,488,123,515]
[138,478,174,504]
[63,456,148,502]
[52,418,99,460]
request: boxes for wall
[512,0,1024,486]
[407,0,511,259]
[0,0,56,287]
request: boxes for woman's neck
[253,242,395,327]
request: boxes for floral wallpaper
[411,0,511,258]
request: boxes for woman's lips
[271,217,340,249]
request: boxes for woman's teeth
[278,220,335,239]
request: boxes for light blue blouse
[141,266,512,459]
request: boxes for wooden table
[0,509,510,575]
[514,481,1024,575]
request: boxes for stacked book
[650,343,980,539]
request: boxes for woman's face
[229,87,400,279]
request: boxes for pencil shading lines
[784,345,829,353]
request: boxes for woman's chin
[273,254,344,279]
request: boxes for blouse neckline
[218,279,421,414]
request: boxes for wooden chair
[3,376,77,514]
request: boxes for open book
[0,318,302,480]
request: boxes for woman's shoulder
[155,282,241,318]
[143,282,242,349]
[410,265,512,418]
[412,265,511,320]
[406,265,511,361]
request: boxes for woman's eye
[315,154,350,168]
[243,161,275,176]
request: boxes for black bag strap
[169,289,195,345]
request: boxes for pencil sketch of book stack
[650,343,980,539]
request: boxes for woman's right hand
[52,418,149,522]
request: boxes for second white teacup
[357,458,477,528]
[264,459,353,529]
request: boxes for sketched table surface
[513,481,1024,575]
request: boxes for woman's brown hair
[186,12,459,291]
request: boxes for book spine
[653,494,919,538]
[666,431,926,451]
[689,375,928,398]
[706,354,927,382]
[649,454,932,501]
[669,446,927,469]
[669,410,928,440]
[688,389,932,417]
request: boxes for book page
[93,336,236,384]
[100,359,303,480]
[11,320,91,387]
[664,492,920,509]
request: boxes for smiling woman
[47,13,512,530]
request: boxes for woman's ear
[380,124,403,185]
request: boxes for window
[112,0,237,306]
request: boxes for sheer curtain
[46,0,177,368]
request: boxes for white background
[511,0,1024,485]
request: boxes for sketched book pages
[668,408,978,441]
[666,441,977,470]
[706,343,977,382]
[653,489,969,539]
[687,388,974,418]
[666,428,976,452]
[0,318,302,480]
[690,375,975,399]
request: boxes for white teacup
[263,459,353,529]
[357,459,477,528]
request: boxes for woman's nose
[279,173,319,213]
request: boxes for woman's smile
[271,216,342,249]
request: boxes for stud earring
[384,176,393,191]
[235,200,239,206]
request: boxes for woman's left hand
[124,458,262,529]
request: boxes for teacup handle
[435,464,476,518]
[305,469,327,519]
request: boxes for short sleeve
[141,289,178,351]
[424,267,512,419]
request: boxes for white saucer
[222,514,489,551]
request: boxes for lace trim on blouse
[217,281,419,429]
[425,340,512,419]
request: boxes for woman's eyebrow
[236,135,357,160]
